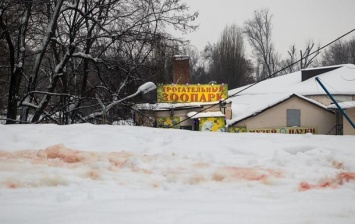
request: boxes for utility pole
[315,77,355,130]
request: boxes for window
[287,109,300,127]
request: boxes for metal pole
[315,77,355,129]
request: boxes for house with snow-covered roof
[227,64,355,135]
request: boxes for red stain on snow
[6,182,17,189]
[2,145,354,190]
[86,170,100,180]
[0,144,93,166]
[299,172,355,191]
[0,145,156,188]
[331,160,344,170]
[213,167,283,184]
[338,172,355,183]
[0,151,11,157]
[0,145,286,188]
[42,144,82,163]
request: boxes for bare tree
[279,41,321,75]
[0,1,33,124]
[1,0,198,124]
[299,41,320,69]
[243,9,278,81]
[321,37,355,66]
[279,45,298,74]
[181,44,200,81]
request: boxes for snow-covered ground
[0,124,355,224]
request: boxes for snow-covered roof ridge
[187,111,225,119]
[327,101,355,109]
[134,100,227,111]
[301,63,355,71]
[229,64,355,96]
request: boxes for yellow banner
[228,127,317,134]
[157,84,228,103]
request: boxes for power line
[168,28,355,129]
[229,28,355,99]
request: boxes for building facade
[134,55,232,132]
[228,94,336,135]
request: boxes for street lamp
[105,82,156,112]
[99,82,156,123]
[136,82,157,95]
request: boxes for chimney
[172,55,190,84]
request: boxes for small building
[134,98,232,131]
[227,93,335,134]
[133,55,232,131]
[227,64,355,135]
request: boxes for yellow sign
[199,117,226,132]
[157,84,228,103]
[157,117,180,128]
[228,126,317,134]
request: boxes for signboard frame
[157,84,228,103]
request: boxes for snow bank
[0,124,355,224]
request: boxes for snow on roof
[327,101,355,109]
[187,111,225,119]
[301,64,344,71]
[135,100,230,111]
[227,93,328,126]
[227,64,355,126]
[134,65,354,125]
[227,93,291,125]
[173,55,189,60]
[229,64,355,96]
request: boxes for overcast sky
[178,0,355,57]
